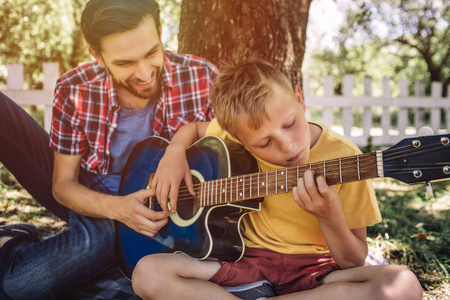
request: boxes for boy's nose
[280,140,293,153]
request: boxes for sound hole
[176,176,201,220]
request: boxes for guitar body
[115,136,262,279]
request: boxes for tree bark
[178,0,312,86]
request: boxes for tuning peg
[425,181,434,198]
[418,126,434,136]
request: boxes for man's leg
[0,92,68,220]
[1,214,116,299]
[0,92,118,298]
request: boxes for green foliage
[159,0,182,51]
[303,0,450,97]
[0,0,90,89]
[369,179,450,288]
[0,0,182,89]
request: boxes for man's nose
[135,61,152,81]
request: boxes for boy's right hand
[151,143,196,213]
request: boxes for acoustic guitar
[116,134,450,279]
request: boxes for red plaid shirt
[50,51,218,174]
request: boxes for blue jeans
[0,92,120,299]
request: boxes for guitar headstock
[382,134,450,185]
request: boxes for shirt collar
[103,67,120,110]
[161,52,174,90]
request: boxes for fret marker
[275,169,278,194]
[376,150,384,177]
[257,174,260,197]
[357,155,361,180]
[250,174,252,198]
[285,167,288,192]
[242,175,245,199]
[220,179,223,204]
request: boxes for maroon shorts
[209,248,340,295]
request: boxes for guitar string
[173,155,377,201]
[175,158,447,203]
[172,140,449,204]
[173,141,449,204]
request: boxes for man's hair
[81,0,161,53]
[210,58,293,138]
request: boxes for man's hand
[115,188,170,237]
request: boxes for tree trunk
[178,0,312,86]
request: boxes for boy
[131,59,422,299]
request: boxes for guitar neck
[197,151,383,207]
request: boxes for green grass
[369,178,450,296]
[1,164,449,297]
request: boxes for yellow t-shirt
[205,118,382,254]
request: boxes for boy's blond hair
[210,58,294,138]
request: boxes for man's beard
[111,67,162,100]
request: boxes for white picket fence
[1,63,450,147]
[303,75,450,147]
[1,63,59,133]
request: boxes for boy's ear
[294,85,306,111]
[89,47,106,68]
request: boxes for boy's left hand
[292,169,341,222]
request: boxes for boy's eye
[258,139,271,148]
[285,120,295,129]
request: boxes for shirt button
[112,123,117,128]
[106,149,110,155]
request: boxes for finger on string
[316,175,330,195]
[296,176,312,206]
[169,181,181,213]
[156,181,169,212]
[184,172,196,197]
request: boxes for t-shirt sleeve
[205,118,240,144]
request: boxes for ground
[1,173,449,299]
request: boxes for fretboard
[197,151,383,207]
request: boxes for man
[0,0,218,298]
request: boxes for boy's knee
[132,255,168,296]
[379,265,422,300]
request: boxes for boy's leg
[132,253,239,300]
[278,265,422,300]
